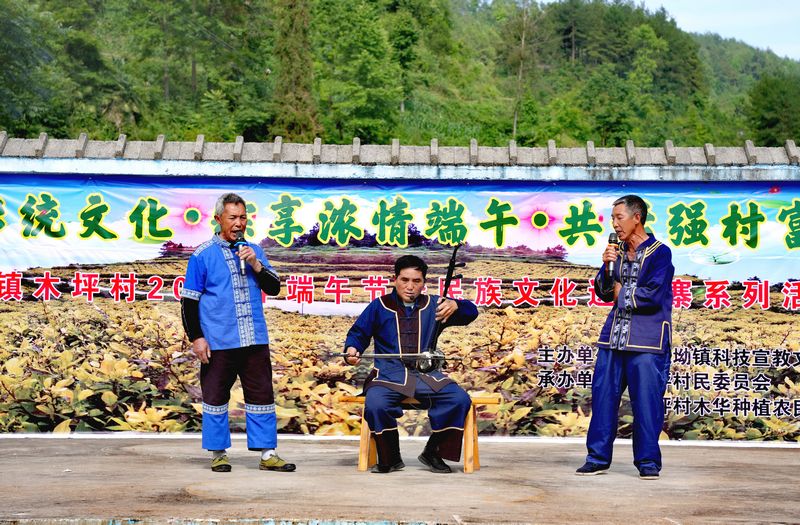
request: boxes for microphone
[232,231,247,276]
[607,232,618,277]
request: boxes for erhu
[415,243,465,373]
[334,244,466,373]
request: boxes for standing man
[576,195,673,480]
[344,255,478,474]
[181,192,295,473]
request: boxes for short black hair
[394,255,428,278]
[613,194,648,225]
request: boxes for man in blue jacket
[344,255,478,473]
[181,192,295,473]
[576,195,673,480]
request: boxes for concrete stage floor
[1,435,797,525]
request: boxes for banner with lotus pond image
[0,168,798,440]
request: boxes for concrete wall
[1,131,798,179]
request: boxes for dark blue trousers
[585,348,671,470]
[365,381,471,461]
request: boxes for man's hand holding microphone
[603,232,622,300]
[232,232,262,275]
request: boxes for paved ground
[1,435,798,524]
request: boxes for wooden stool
[341,394,500,473]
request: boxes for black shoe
[638,466,660,480]
[370,460,405,474]
[575,462,609,476]
[418,449,452,473]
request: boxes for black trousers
[200,344,277,451]
[200,344,275,406]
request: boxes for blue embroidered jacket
[344,290,478,396]
[181,234,278,350]
[595,235,674,354]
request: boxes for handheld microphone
[607,232,618,277]
[232,231,247,276]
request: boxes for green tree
[646,8,707,101]
[746,73,800,145]
[547,0,599,64]
[497,1,551,139]
[0,0,72,136]
[35,0,139,138]
[627,25,667,102]
[313,0,402,143]
[271,0,320,141]
[579,64,633,146]
[4,0,799,149]
[626,24,668,144]
[387,9,420,113]
[396,0,454,55]
[541,92,591,146]
[513,96,542,146]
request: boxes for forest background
[2,0,799,148]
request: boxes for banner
[1,168,798,440]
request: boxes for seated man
[344,255,478,473]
